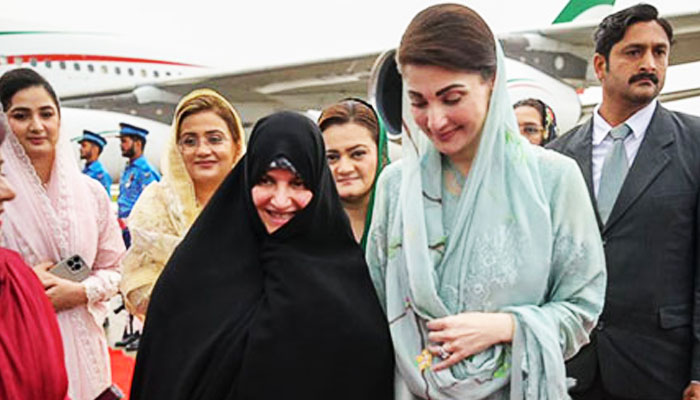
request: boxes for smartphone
[48,254,90,282]
[94,384,124,400]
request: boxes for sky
[3,0,694,68]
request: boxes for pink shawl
[0,125,127,319]
[0,127,101,268]
[1,124,125,400]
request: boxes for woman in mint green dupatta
[366,4,606,399]
[320,98,390,249]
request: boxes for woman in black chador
[130,111,394,400]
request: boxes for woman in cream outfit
[120,89,246,320]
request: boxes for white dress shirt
[592,99,657,197]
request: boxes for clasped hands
[427,312,515,371]
[32,262,88,312]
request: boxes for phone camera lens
[69,256,82,271]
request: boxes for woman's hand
[33,262,58,289]
[683,381,700,400]
[427,312,515,371]
[33,262,88,312]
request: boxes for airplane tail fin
[552,0,615,24]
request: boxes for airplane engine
[367,49,428,159]
[367,50,403,141]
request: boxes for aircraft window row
[0,56,181,78]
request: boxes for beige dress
[120,89,245,319]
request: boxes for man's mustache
[629,72,659,85]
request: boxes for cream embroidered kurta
[120,89,245,320]
[120,181,200,319]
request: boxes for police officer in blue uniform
[78,130,112,194]
[117,122,161,247]
[116,122,161,352]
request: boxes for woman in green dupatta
[366,4,606,399]
[319,98,389,249]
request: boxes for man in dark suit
[548,4,700,400]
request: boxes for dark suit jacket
[548,104,700,399]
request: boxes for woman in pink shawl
[0,68,125,400]
[0,103,69,400]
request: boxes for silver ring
[438,345,451,359]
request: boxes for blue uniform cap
[78,130,107,149]
[119,122,149,141]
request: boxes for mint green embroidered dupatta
[366,44,606,399]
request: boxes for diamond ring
[438,345,451,359]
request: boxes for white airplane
[498,0,700,122]
[371,0,700,138]
[0,27,197,179]
[1,0,698,180]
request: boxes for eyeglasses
[519,125,544,136]
[178,133,229,152]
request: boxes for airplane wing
[60,9,700,128]
[62,53,380,127]
[500,9,700,88]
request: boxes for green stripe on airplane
[553,0,615,24]
[0,31,62,35]
[0,31,109,36]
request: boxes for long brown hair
[397,3,496,80]
[318,98,379,143]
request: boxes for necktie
[597,124,632,224]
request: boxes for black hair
[123,134,146,151]
[0,104,8,145]
[82,139,105,155]
[0,68,60,114]
[134,135,146,150]
[513,98,557,145]
[594,4,673,62]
